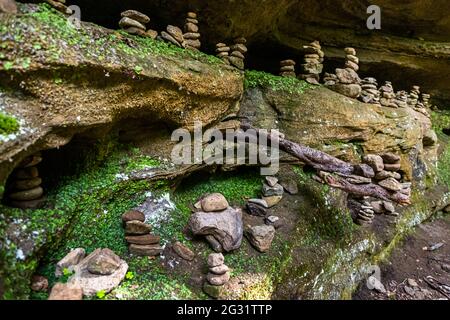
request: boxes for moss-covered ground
[244,70,315,94]
[0,112,19,135]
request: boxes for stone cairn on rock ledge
[326,47,361,98]
[119,10,158,39]
[7,153,45,209]
[408,86,431,117]
[160,25,185,48]
[298,41,323,84]
[228,37,247,70]
[279,60,296,78]
[394,90,408,108]
[352,152,407,225]
[183,12,201,50]
[379,81,398,108]
[216,43,230,64]
[203,253,231,298]
[122,210,163,257]
[359,77,380,104]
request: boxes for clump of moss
[432,110,450,136]
[244,70,315,94]
[0,112,19,135]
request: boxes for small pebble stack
[45,0,68,14]
[353,198,376,226]
[344,47,360,72]
[379,81,398,108]
[359,77,380,104]
[119,10,158,39]
[183,12,201,50]
[298,40,324,84]
[121,210,163,257]
[228,37,247,70]
[7,153,45,209]
[279,60,296,78]
[215,43,230,63]
[205,253,230,286]
[407,86,420,109]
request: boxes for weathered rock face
[240,86,437,180]
[0,5,243,189]
[47,0,450,106]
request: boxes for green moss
[437,141,450,188]
[431,110,450,134]
[244,70,315,94]
[0,112,19,135]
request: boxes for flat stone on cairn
[121,210,163,256]
[228,37,247,70]
[216,43,230,63]
[279,59,296,77]
[298,40,323,84]
[183,12,201,50]
[119,10,158,39]
[161,25,185,48]
[359,77,380,104]
[7,152,45,209]
[45,0,69,14]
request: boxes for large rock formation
[0,4,243,189]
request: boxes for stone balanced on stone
[161,24,185,48]
[203,253,230,298]
[7,152,45,209]
[279,60,296,78]
[228,37,247,70]
[119,10,158,39]
[407,85,420,109]
[183,12,201,50]
[379,81,398,108]
[394,90,408,108]
[122,210,163,256]
[298,41,324,84]
[216,43,230,64]
[326,47,361,98]
[359,77,380,104]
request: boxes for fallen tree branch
[241,123,411,205]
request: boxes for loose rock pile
[183,12,201,50]
[189,193,243,252]
[216,43,230,63]
[228,37,247,70]
[7,153,45,209]
[298,41,324,84]
[122,210,163,256]
[119,10,157,39]
[327,47,361,98]
[359,77,380,104]
[203,253,231,298]
[279,59,296,78]
[379,81,398,108]
[51,247,128,299]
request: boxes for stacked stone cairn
[379,81,398,108]
[7,153,45,209]
[298,41,324,84]
[160,25,185,48]
[408,86,430,117]
[359,77,380,104]
[421,93,432,109]
[327,47,361,98]
[45,0,68,14]
[183,12,201,50]
[228,37,247,70]
[352,152,407,225]
[119,10,158,39]
[121,210,163,257]
[279,60,296,78]
[216,43,230,64]
[323,72,338,86]
[394,90,408,108]
[203,253,230,298]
